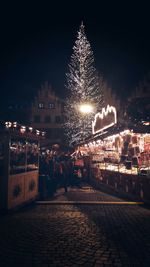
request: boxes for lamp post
[79,103,94,144]
[78,103,94,182]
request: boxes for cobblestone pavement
[0,185,150,266]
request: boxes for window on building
[34,115,41,123]
[55,116,61,123]
[38,103,44,109]
[48,103,55,109]
[45,116,51,123]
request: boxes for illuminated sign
[92,105,117,134]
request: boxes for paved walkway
[0,185,150,266]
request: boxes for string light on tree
[64,22,104,146]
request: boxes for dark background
[0,1,150,107]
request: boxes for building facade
[29,82,65,147]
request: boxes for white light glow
[41,132,45,136]
[120,129,130,135]
[79,104,93,114]
[13,122,17,128]
[29,127,33,132]
[5,122,12,128]
[20,126,26,133]
[142,121,150,126]
[36,130,40,136]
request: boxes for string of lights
[1,121,46,138]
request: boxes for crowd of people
[39,151,83,198]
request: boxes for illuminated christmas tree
[64,22,104,146]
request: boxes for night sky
[0,1,150,107]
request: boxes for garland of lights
[92,105,117,134]
[4,122,45,137]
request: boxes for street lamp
[79,104,94,114]
[79,103,94,143]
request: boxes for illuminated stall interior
[83,130,150,175]
[79,105,150,176]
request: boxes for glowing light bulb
[79,104,93,114]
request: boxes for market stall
[0,122,45,210]
[89,129,150,176]
[78,105,150,201]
